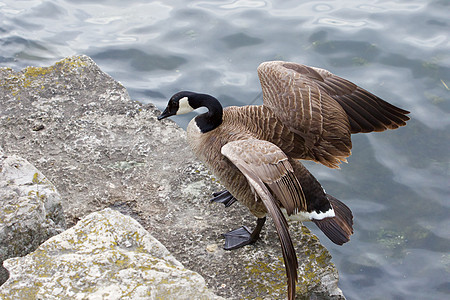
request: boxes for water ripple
[404,35,448,48]
[316,17,369,28]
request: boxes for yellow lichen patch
[1,285,40,300]
[54,56,88,70]
[242,258,287,299]
[135,245,146,253]
[299,260,322,286]
[110,253,131,268]
[23,66,55,78]
[0,56,89,97]
[242,253,330,298]
[27,190,46,202]
[32,172,39,184]
[239,224,336,298]
[32,172,48,185]
[2,204,19,215]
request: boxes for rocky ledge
[1,208,223,299]
[0,149,66,285]
[0,55,345,299]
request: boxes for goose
[158,61,410,299]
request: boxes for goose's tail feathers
[312,195,353,245]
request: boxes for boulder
[0,208,224,299]
[0,55,345,299]
[0,152,66,285]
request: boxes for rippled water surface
[1,1,449,299]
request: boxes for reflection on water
[1,0,449,299]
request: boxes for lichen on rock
[0,153,66,285]
[0,208,223,300]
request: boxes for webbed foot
[222,217,266,250]
[210,190,237,207]
[223,226,254,250]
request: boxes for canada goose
[158,61,410,299]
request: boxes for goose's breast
[186,118,268,217]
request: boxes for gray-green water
[1,1,449,299]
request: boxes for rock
[0,153,66,285]
[0,208,224,299]
[0,55,345,299]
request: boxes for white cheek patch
[177,97,194,115]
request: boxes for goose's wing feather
[257,61,410,167]
[222,139,307,214]
[221,139,304,299]
[258,61,352,168]
[308,65,410,133]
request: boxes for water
[1,1,449,299]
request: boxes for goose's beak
[157,107,172,120]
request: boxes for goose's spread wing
[257,61,410,168]
[307,65,410,133]
[258,61,352,168]
[221,139,304,299]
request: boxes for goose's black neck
[190,93,223,133]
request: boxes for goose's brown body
[187,105,325,218]
[159,61,410,300]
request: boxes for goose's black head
[158,91,223,133]
[157,91,198,120]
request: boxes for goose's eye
[168,101,177,110]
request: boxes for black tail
[312,195,354,245]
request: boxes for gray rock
[0,55,345,299]
[0,153,66,285]
[0,208,223,300]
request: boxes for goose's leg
[223,217,266,250]
[210,190,237,207]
